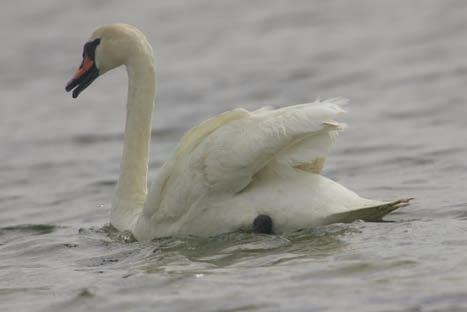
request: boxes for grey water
[1,0,467,311]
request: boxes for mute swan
[65,24,411,240]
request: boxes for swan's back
[135,98,408,238]
[145,98,346,211]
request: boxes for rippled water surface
[1,1,467,311]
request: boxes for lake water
[1,0,467,311]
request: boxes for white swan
[65,24,411,240]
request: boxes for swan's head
[66,23,153,98]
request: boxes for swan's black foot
[253,214,273,234]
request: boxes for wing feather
[144,98,348,221]
[199,98,347,192]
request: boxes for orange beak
[65,55,100,98]
[66,56,94,87]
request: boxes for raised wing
[197,97,347,192]
[143,98,347,222]
[174,108,250,159]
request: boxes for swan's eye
[82,38,101,60]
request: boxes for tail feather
[323,198,413,224]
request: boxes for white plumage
[66,24,411,241]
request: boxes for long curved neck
[115,55,156,203]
